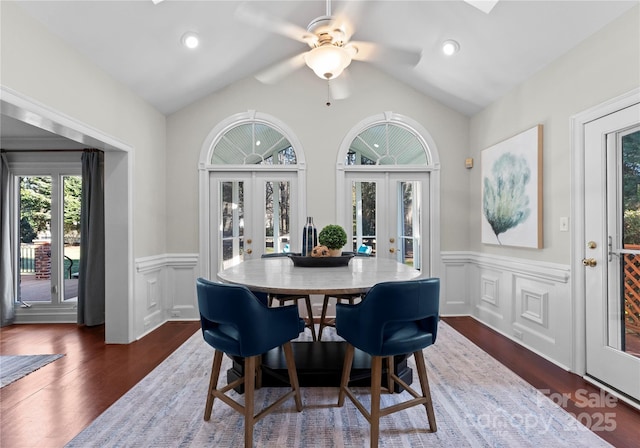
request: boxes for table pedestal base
[228,342,412,393]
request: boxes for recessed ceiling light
[181,32,199,49]
[442,40,460,56]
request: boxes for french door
[210,170,300,273]
[344,171,428,269]
[584,102,640,401]
[9,161,82,321]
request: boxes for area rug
[0,354,64,388]
[67,324,611,447]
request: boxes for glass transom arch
[211,122,298,166]
[346,122,429,166]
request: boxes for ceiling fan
[153,0,499,100]
[235,0,423,101]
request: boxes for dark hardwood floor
[0,321,200,447]
[1,317,638,447]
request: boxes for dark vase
[302,217,317,256]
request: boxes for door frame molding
[1,86,135,343]
[571,87,640,375]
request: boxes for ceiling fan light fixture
[442,39,460,56]
[304,45,352,80]
[181,32,200,49]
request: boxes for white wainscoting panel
[441,252,571,369]
[135,256,164,339]
[135,254,199,340]
[438,253,471,315]
[165,254,199,321]
[478,272,503,321]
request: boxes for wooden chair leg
[338,343,355,406]
[204,350,223,421]
[256,354,263,389]
[282,341,303,412]
[386,355,394,394]
[244,355,256,448]
[303,296,317,341]
[318,295,330,341]
[413,351,437,432]
[370,356,382,448]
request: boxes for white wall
[166,62,470,253]
[469,5,640,264]
[1,2,168,342]
[1,1,167,258]
[443,5,640,370]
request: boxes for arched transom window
[346,122,429,166]
[211,122,297,165]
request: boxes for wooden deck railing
[623,245,640,334]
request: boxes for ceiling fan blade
[255,52,308,85]
[329,71,351,101]
[235,3,317,45]
[347,41,421,66]
[464,0,499,14]
[329,0,365,42]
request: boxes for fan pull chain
[326,81,332,107]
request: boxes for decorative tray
[288,253,354,268]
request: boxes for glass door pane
[220,181,244,270]
[352,181,377,255]
[62,175,81,302]
[397,181,421,269]
[264,180,291,255]
[19,176,52,304]
[619,128,640,357]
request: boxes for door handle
[582,258,597,267]
[246,249,253,255]
[389,248,396,253]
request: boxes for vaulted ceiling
[1,0,638,146]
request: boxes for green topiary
[318,224,347,250]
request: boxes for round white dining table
[217,256,421,295]
[216,255,422,391]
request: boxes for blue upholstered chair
[336,278,440,447]
[262,253,317,341]
[196,277,304,448]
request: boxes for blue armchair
[336,278,440,447]
[196,277,305,448]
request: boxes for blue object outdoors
[357,244,372,255]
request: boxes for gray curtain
[0,153,16,327]
[78,150,105,326]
